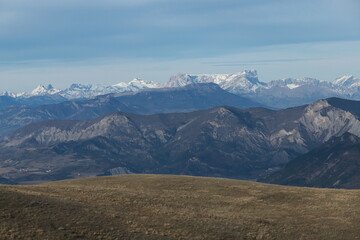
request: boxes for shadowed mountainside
[2,97,360,184]
[260,132,360,189]
[0,95,68,111]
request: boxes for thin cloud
[203,58,320,66]
[0,0,358,62]
[0,0,359,91]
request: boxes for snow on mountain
[2,79,160,100]
[2,71,360,110]
[60,79,159,99]
[29,84,61,96]
[163,70,267,94]
[163,72,360,97]
[333,75,360,88]
[249,77,347,108]
[0,91,26,98]
[267,77,333,89]
[60,83,114,99]
[112,82,128,89]
[286,84,300,89]
[126,78,159,91]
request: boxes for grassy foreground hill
[1,175,360,240]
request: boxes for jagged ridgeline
[2,97,360,186]
[2,70,360,110]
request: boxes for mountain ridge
[3,70,360,110]
[0,83,264,138]
[2,97,360,184]
[260,132,360,189]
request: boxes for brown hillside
[1,174,360,239]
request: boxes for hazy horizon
[1,63,360,93]
[0,0,359,92]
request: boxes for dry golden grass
[1,174,360,239]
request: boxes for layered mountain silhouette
[1,97,360,185]
[0,94,67,110]
[0,83,264,138]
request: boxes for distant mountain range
[2,97,360,185]
[0,78,158,110]
[1,71,360,188]
[1,78,158,100]
[166,71,360,108]
[0,94,69,111]
[163,70,267,94]
[2,70,360,109]
[0,83,264,138]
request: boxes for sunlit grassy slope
[1,174,360,240]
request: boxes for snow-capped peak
[127,78,159,90]
[30,84,61,96]
[0,91,22,98]
[112,82,128,88]
[333,75,354,85]
[3,72,359,104]
[164,73,195,88]
[164,70,267,94]
[218,70,267,92]
[57,78,160,99]
[333,75,360,88]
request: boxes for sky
[0,0,359,92]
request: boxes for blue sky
[0,0,359,92]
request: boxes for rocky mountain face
[1,97,360,184]
[260,132,360,189]
[0,83,264,138]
